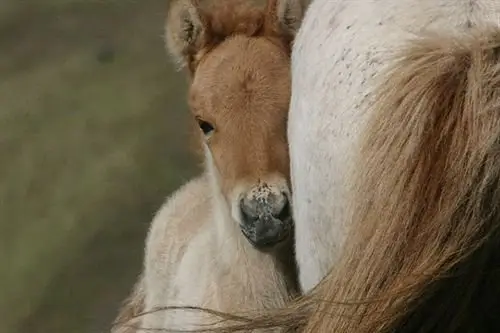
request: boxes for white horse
[289,0,500,292]
[111,0,305,332]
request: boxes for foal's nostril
[240,198,257,224]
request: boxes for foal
[111,0,304,331]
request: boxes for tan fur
[111,0,305,332]
[188,35,291,196]
[166,26,500,333]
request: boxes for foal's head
[165,0,304,249]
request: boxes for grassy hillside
[0,1,199,332]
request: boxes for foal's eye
[196,118,215,136]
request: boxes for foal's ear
[266,0,305,37]
[165,0,207,71]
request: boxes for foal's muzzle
[239,190,292,249]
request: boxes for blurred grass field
[0,1,199,332]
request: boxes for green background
[0,1,199,332]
